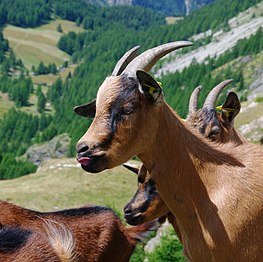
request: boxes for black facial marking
[107,75,140,141]
[132,180,158,214]
[0,227,31,252]
[127,180,157,214]
[145,180,157,201]
[198,108,219,136]
[86,75,139,153]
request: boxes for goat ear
[73,99,96,118]
[221,92,240,124]
[136,70,163,102]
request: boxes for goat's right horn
[188,85,202,113]
[123,41,193,77]
[112,46,140,76]
[203,79,233,109]
[123,164,139,175]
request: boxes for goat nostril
[124,208,132,215]
[77,142,89,154]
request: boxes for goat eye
[149,185,157,195]
[208,131,219,140]
[122,107,134,115]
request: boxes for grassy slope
[1,19,83,116]
[0,158,139,217]
[0,92,14,117]
[3,19,83,69]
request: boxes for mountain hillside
[0,1,262,260]
[0,0,261,179]
[85,0,216,15]
[155,2,263,75]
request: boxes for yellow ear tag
[149,86,156,95]
[144,84,157,95]
[143,82,162,95]
[216,105,223,111]
[216,105,236,118]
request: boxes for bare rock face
[107,0,132,5]
[20,133,71,166]
[248,66,263,99]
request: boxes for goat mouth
[77,154,107,173]
[77,156,93,166]
[124,212,143,226]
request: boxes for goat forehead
[97,76,122,107]
[198,109,219,127]
[96,75,139,112]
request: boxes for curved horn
[123,164,139,175]
[189,85,202,113]
[112,46,140,76]
[122,41,193,77]
[203,79,233,109]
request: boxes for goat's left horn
[112,46,140,76]
[188,85,202,113]
[203,79,233,109]
[122,41,193,77]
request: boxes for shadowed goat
[75,42,263,261]
[0,201,156,262]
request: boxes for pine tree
[37,86,46,113]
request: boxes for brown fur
[0,224,71,262]
[76,72,263,261]
[124,90,246,253]
[0,201,155,262]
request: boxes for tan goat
[186,83,244,145]
[123,82,243,226]
[122,84,244,259]
[0,201,156,262]
[75,42,263,261]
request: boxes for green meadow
[3,19,83,69]
[0,158,139,216]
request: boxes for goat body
[123,84,247,260]
[75,42,263,261]
[139,101,263,261]
[0,201,155,262]
[76,72,263,261]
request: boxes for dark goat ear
[221,92,240,124]
[73,99,96,118]
[136,70,163,103]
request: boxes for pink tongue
[78,157,92,166]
